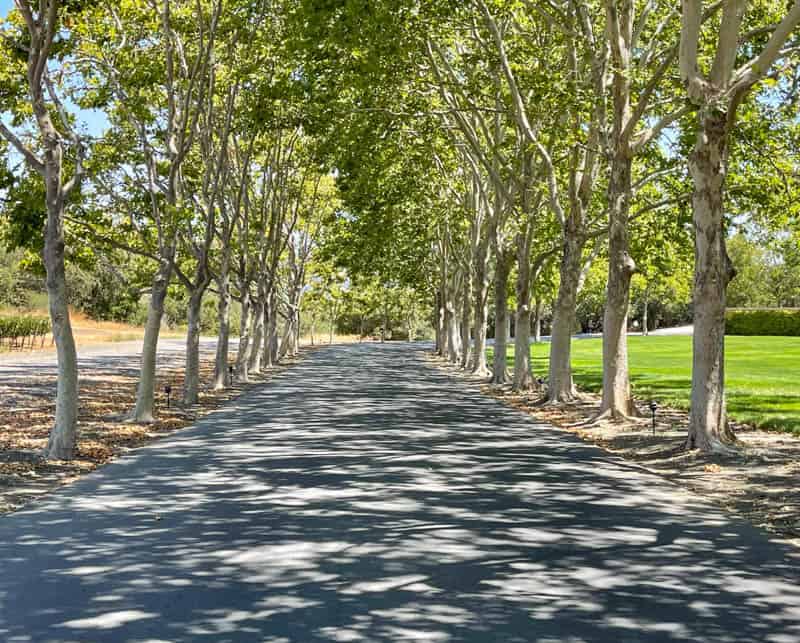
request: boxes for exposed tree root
[540,388,580,406]
[491,370,511,386]
[588,402,644,425]
[124,411,155,425]
[471,365,492,379]
[685,433,740,456]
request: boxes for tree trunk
[687,108,737,451]
[43,184,79,459]
[212,269,231,390]
[262,294,273,367]
[183,288,205,405]
[248,298,264,374]
[642,287,649,336]
[267,290,279,365]
[236,291,252,382]
[132,261,172,422]
[491,250,512,385]
[599,150,638,419]
[384,299,390,342]
[437,290,446,356]
[445,297,460,363]
[294,313,301,356]
[471,241,491,376]
[460,276,472,370]
[547,234,583,402]
[281,310,298,358]
[513,229,535,391]
[329,304,335,344]
[434,292,442,354]
[533,298,542,343]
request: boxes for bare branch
[0,120,45,174]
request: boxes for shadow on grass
[0,343,798,642]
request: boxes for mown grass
[496,335,800,434]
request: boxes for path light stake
[649,400,658,436]
[165,384,172,409]
[229,365,234,383]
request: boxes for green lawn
[497,335,800,434]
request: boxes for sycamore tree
[679,0,800,451]
[0,0,88,459]
[74,0,222,421]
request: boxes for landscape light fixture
[164,383,172,409]
[649,400,658,435]
[228,365,234,382]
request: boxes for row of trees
[3,1,799,458]
[296,0,800,453]
[0,0,347,459]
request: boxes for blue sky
[0,0,108,137]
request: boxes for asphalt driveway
[0,343,797,642]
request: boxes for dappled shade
[0,344,798,641]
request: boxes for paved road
[0,336,218,369]
[0,343,797,642]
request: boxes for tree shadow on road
[0,343,797,642]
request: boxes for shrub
[725,308,800,336]
[0,315,50,348]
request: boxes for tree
[0,0,86,459]
[679,0,800,451]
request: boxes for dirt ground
[0,348,313,514]
[431,355,800,550]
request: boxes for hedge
[725,308,800,336]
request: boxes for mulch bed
[0,348,313,514]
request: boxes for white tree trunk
[267,295,280,365]
[445,296,460,364]
[513,230,535,391]
[183,288,205,405]
[547,236,583,402]
[600,150,638,419]
[434,292,442,354]
[213,269,231,390]
[248,298,264,374]
[43,186,79,459]
[236,292,252,382]
[459,276,472,369]
[533,299,542,343]
[294,312,301,356]
[470,240,491,376]
[491,250,512,385]
[687,108,737,451]
[263,290,275,367]
[132,262,171,422]
[281,314,298,359]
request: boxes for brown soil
[430,354,800,551]
[0,348,313,514]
